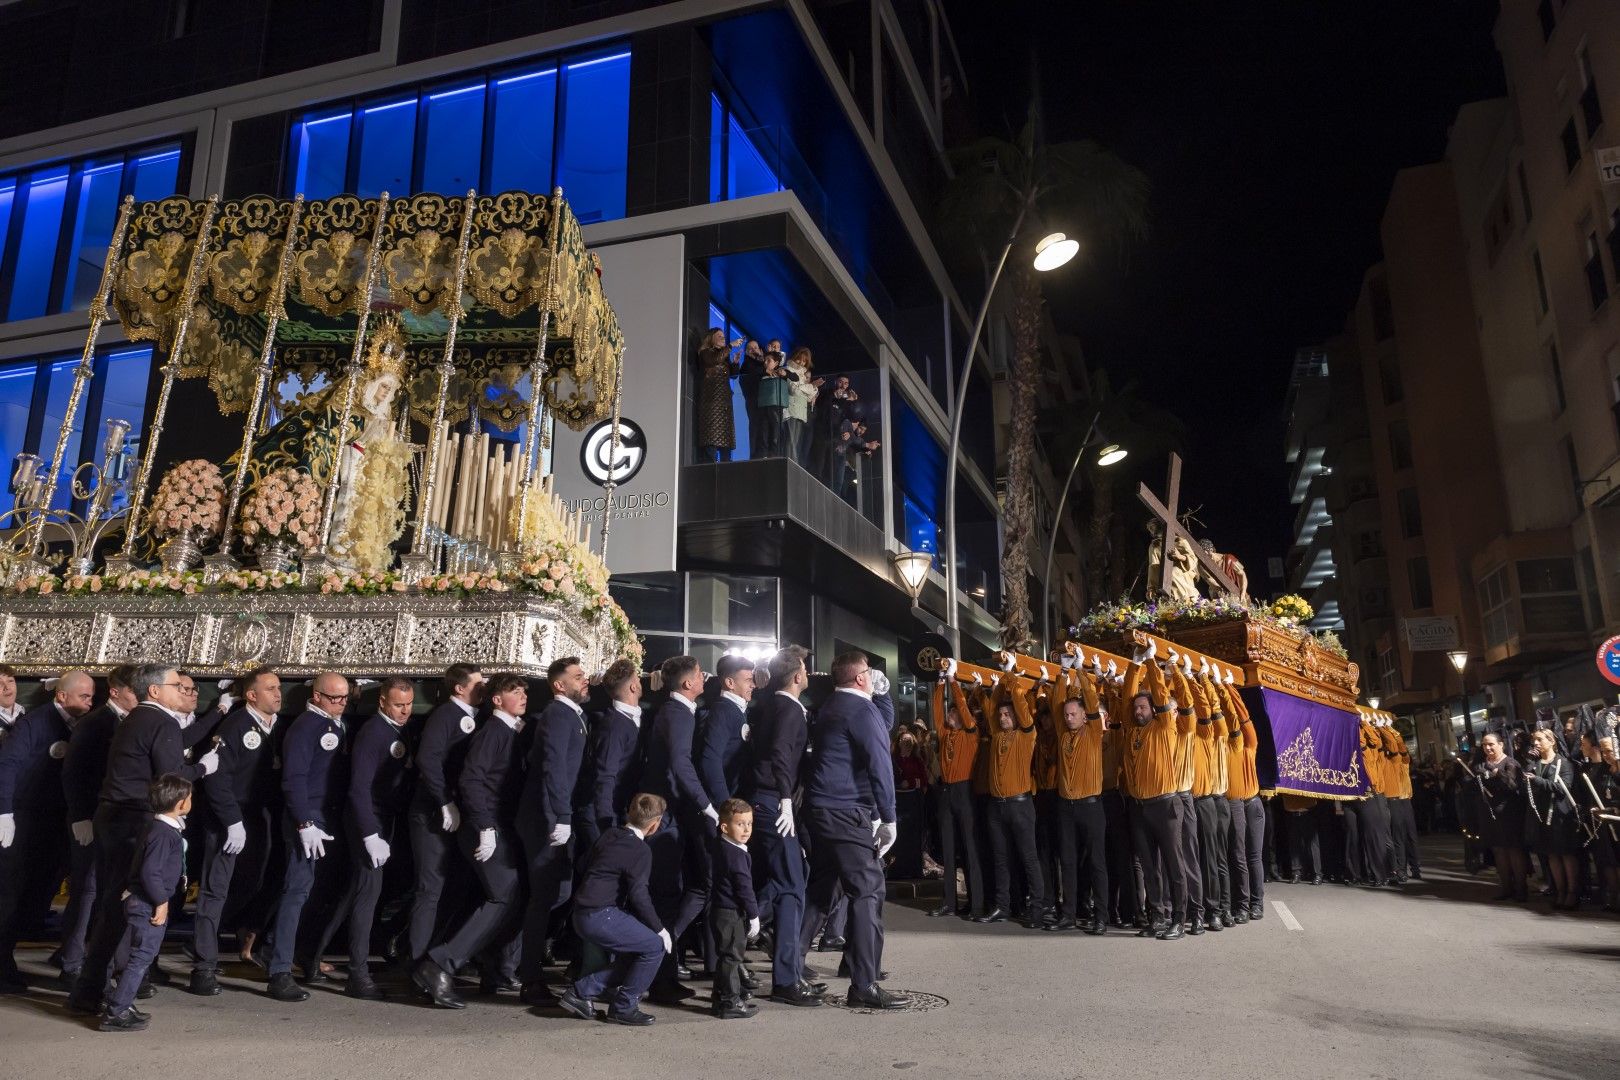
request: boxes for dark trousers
[1176,791,1203,921]
[106,897,167,1014]
[647,804,711,982]
[516,823,574,984]
[59,836,96,974]
[1288,810,1321,878]
[193,806,277,971]
[1194,796,1228,918]
[77,805,148,999]
[711,906,748,1005]
[987,796,1045,913]
[798,806,885,989]
[1389,798,1420,875]
[1362,793,1393,883]
[406,802,464,962]
[429,827,524,975]
[1340,799,1366,881]
[0,811,67,972]
[1135,796,1186,926]
[1033,790,1060,910]
[268,812,349,976]
[757,405,785,457]
[572,906,662,1016]
[1127,796,1161,922]
[750,793,806,988]
[1230,797,1264,909]
[344,811,399,979]
[1056,797,1107,919]
[1102,789,1138,921]
[935,780,983,914]
[1263,797,1284,874]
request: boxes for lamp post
[1447,649,1472,746]
[1038,411,1126,655]
[890,548,933,604]
[942,216,1079,656]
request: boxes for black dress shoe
[818,935,846,951]
[797,978,828,996]
[265,972,310,1002]
[1410,869,1423,880]
[98,1006,150,1032]
[846,984,909,1009]
[602,1007,656,1026]
[1309,875,1323,886]
[674,961,694,980]
[481,975,522,994]
[1220,912,1234,928]
[834,958,889,980]
[345,979,387,1001]
[134,977,156,1000]
[770,983,824,1007]
[410,960,465,1010]
[1249,904,1264,920]
[739,968,760,990]
[1156,925,1184,941]
[925,905,956,918]
[712,999,758,1019]
[1186,922,1206,936]
[557,988,596,1020]
[1082,920,1108,936]
[187,969,222,997]
[519,982,557,1006]
[1044,916,1078,932]
[1232,911,1249,925]
[1205,916,1223,932]
[975,908,1008,924]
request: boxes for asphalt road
[3,838,1615,1080]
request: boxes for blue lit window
[91,347,154,513]
[284,47,630,223]
[0,360,37,521]
[710,93,782,203]
[0,141,186,325]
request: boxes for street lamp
[943,216,1079,655]
[1446,650,1474,745]
[1368,695,1381,710]
[1039,420,1126,655]
[890,548,933,603]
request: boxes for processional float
[0,189,642,677]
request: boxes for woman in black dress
[1524,728,1581,910]
[1475,732,1528,902]
[694,327,739,462]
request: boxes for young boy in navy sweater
[100,774,192,1032]
[709,798,759,1019]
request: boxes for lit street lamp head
[1447,650,1469,675]
[890,548,933,602]
[1032,231,1079,272]
[1096,443,1127,467]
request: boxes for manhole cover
[825,990,948,1014]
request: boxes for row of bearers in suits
[0,647,908,1030]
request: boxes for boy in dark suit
[710,798,759,1019]
[100,774,192,1032]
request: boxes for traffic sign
[1597,635,1620,686]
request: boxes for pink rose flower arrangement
[241,467,322,552]
[150,458,227,539]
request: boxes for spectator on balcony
[737,341,767,459]
[835,417,879,507]
[809,375,859,487]
[784,347,820,466]
[696,328,741,463]
[756,350,795,459]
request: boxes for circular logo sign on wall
[580,418,647,488]
[1597,636,1620,687]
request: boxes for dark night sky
[943,0,1505,590]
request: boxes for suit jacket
[590,705,643,828]
[642,697,708,811]
[802,688,896,823]
[698,696,749,806]
[518,698,588,836]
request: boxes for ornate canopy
[110,190,624,432]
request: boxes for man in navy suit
[589,659,645,835]
[641,655,718,998]
[699,656,754,809]
[406,664,483,966]
[516,657,591,1004]
[798,651,907,1009]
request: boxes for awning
[1241,687,1369,801]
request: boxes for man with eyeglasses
[263,671,353,1002]
[67,665,219,1015]
[798,651,907,1010]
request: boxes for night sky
[944,0,1505,591]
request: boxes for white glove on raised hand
[549,822,572,847]
[747,916,761,939]
[363,833,391,868]
[71,819,94,847]
[701,804,720,826]
[441,802,461,833]
[0,813,14,848]
[223,821,247,855]
[870,670,890,696]
[474,828,496,863]
[217,693,236,715]
[775,800,795,838]
[874,821,898,857]
[195,747,220,776]
[298,824,334,859]
[657,928,673,954]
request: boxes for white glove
[747,916,761,939]
[701,804,720,826]
[71,819,94,846]
[657,928,673,954]
[874,821,898,857]
[363,833,391,868]
[0,813,14,848]
[474,828,496,863]
[298,824,334,859]
[870,817,882,837]
[195,747,220,776]
[216,693,236,714]
[441,802,461,832]
[871,670,890,696]
[223,821,247,855]
[549,822,572,847]
[774,800,795,838]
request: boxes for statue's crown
[364,315,408,381]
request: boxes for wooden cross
[1137,452,1240,598]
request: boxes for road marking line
[1271,900,1303,931]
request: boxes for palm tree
[940,103,1149,651]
